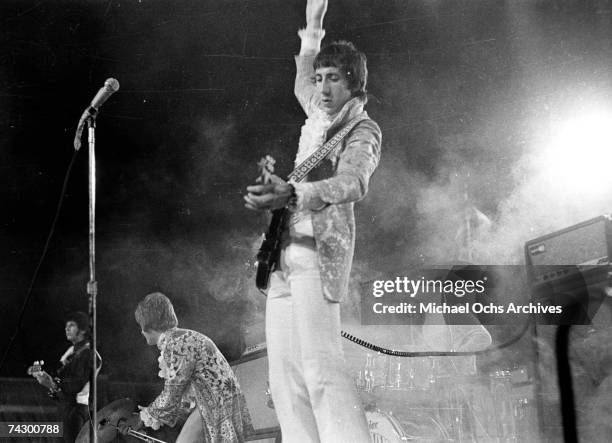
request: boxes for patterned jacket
[140,328,253,442]
[292,55,382,302]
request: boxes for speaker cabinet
[231,348,281,442]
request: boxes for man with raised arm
[244,1,381,441]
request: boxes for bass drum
[366,409,409,443]
[373,408,451,442]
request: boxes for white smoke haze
[345,87,612,435]
[95,228,260,367]
[475,137,612,264]
[363,124,612,269]
[102,232,260,304]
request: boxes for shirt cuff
[140,408,161,430]
[298,27,325,54]
[293,182,327,211]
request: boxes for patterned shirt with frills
[140,328,253,443]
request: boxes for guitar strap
[253,114,367,290]
[287,114,368,183]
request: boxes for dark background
[2,0,612,382]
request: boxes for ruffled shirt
[290,48,382,301]
[290,91,367,239]
[140,328,253,442]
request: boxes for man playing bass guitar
[28,311,100,443]
[244,1,382,441]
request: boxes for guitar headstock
[27,360,45,377]
[256,155,276,185]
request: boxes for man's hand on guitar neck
[244,182,295,211]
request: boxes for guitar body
[252,117,365,291]
[256,208,288,290]
[27,360,59,399]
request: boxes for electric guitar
[254,115,368,290]
[255,156,289,290]
[27,360,60,397]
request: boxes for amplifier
[231,348,280,442]
[525,215,612,324]
[526,216,612,436]
[525,215,612,286]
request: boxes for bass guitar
[253,115,368,290]
[255,155,288,290]
[27,360,61,397]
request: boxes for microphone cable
[0,148,79,373]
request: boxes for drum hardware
[395,357,437,391]
[440,386,477,442]
[513,396,537,440]
[388,358,404,390]
[356,351,533,442]
[124,429,167,443]
[265,380,275,409]
[76,398,134,443]
[110,421,168,443]
[75,398,168,443]
[359,354,442,394]
[383,408,450,442]
[366,409,410,442]
[361,353,388,392]
[488,369,518,441]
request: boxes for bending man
[126,292,252,442]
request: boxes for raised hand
[306,0,328,29]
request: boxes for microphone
[73,78,120,150]
[90,78,120,110]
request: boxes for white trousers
[266,241,370,443]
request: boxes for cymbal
[76,398,136,443]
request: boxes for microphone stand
[86,111,99,443]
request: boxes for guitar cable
[341,317,532,357]
[258,280,531,357]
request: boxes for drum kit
[79,362,529,443]
[75,399,176,443]
[355,353,530,442]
